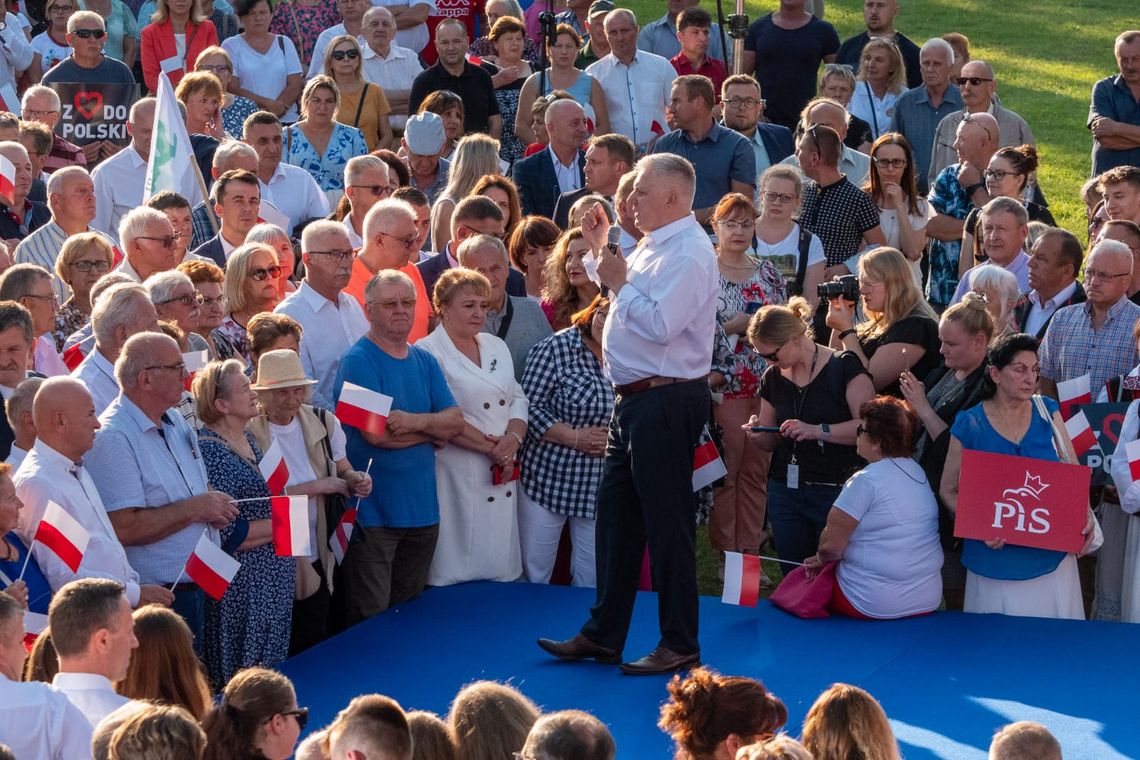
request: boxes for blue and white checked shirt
[1039,297,1140,398]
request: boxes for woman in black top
[745,298,875,564]
[828,246,940,395]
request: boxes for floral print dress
[714,253,787,399]
[284,122,368,192]
[270,0,341,68]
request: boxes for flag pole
[16,538,35,582]
[190,153,219,236]
[352,458,374,510]
[169,526,209,592]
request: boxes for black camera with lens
[538,11,557,26]
[817,274,860,302]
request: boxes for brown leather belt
[614,376,698,396]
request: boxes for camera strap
[793,223,812,296]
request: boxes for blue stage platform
[279,582,1139,759]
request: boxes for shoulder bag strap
[863,81,880,137]
[494,296,514,340]
[793,224,811,296]
[1033,394,1076,464]
[285,1,305,63]
[352,83,369,129]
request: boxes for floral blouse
[284,122,368,192]
[269,0,341,67]
[713,253,787,399]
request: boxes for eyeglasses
[49,5,75,13]
[71,259,111,273]
[717,219,755,231]
[197,63,230,73]
[249,265,283,281]
[159,292,205,307]
[308,249,355,262]
[1084,268,1130,281]
[72,28,106,38]
[757,343,784,362]
[200,294,228,308]
[144,362,188,375]
[874,157,907,169]
[378,231,418,249]
[281,708,309,732]
[859,279,881,291]
[350,184,390,197]
[762,191,796,205]
[955,76,993,86]
[22,293,56,304]
[138,234,177,248]
[331,49,360,60]
[983,169,1021,181]
[22,108,58,119]
[724,97,764,109]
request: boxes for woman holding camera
[828,247,940,396]
[745,300,875,564]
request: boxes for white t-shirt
[834,457,944,618]
[753,223,825,293]
[878,199,928,287]
[268,413,347,560]
[222,34,304,122]
[30,32,72,72]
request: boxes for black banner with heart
[48,82,141,147]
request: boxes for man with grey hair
[360,5,425,128]
[988,721,1062,760]
[334,269,463,622]
[86,332,237,640]
[0,593,92,759]
[41,9,134,90]
[276,220,367,409]
[952,195,1032,304]
[0,263,69,376]
[889,37,963,194]
[20,85,86,173]
[72,283,159,414]
[352,198,432,340]
[148,270,211,353]
[539,153,718,675]
[457,234,551,382]
[14,166,113,301]
[115,207,180,283]
[4,375,42,469]
[91,98,157,241]
[521,710,616,760]
[1090,30,1140,175]
[343,155,391,248]
[190,140,263,248]
[512,99,588,219]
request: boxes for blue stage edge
[279,582,1138,759]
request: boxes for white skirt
[965,553,1084,620]
[1121,514,1140,623]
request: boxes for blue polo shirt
[889,83,963,195]
[334,337,457,529]
[1089,74,1140,175]
[650,121,756,211]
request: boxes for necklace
[886,457,927,485]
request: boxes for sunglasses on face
[73,28,106,38]
[350,184,389,197]
[281,708,309,732]
[956,76,993,86]
[331,48,360,60]
[249,265,283,281]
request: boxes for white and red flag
[257,199,290,231]
[182,349,208,391]
[329,508,358,565]
[271,496,311,557]
[1126,439,1140,483]
[692,439,727,491]
[336,382,393,437]
[0,154,14,208]
[721,551,760,607]
[1057,375,1091,420]
[258,439,290,496]
[30,501,89,574]
[1064,410,1097,457]
[184,533,240,601]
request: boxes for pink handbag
[769,562,839,619]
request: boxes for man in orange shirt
[345,198,432,342]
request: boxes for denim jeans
[766,479,844,565]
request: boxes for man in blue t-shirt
[333,269,463,625]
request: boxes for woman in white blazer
[419,266,529,586]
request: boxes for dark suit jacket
[755,123,795,164]
[512,148,586,220]
[1014,283,1087,339]
[416,247,527,301]
[0,397,12,461]
[551,187,595,230]
[191,235,227,269]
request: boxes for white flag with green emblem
[144,71,204,205]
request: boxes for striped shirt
[13,222,117,301]
[1039,297,1140,398]
[44,133,87,175]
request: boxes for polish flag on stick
[1057,375,1091,420]
[271,496,311,557]
[1064,410,1097,457]
[20,501,90,578]
[330,457,371,565]
[181,532,240,601]
[336,383,393,437]
[259,439,290,496]
[721,551,760,607]
[1126,439,1140,483]
[692,439,727,491]
[0,154,15,208]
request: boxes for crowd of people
[0,0,1133,754]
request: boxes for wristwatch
[964,181,985,196]
[819,423,830,441]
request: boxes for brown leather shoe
[619,646,701,675]
[537,634,622,664]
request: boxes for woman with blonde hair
[849,38,907,141]
[737,736,813,760]
[429,133,502,255]
[140,0,218,92]
[801,683,901,760]
[202,667,304,760]
[284,76,368,196]
[827,246,940,395]
[408,711,458,760]
[217,243,283,366]
[540,227,599,330]
[753,165,825,307]
[176,71,227,139]
[323,34,393,151]
[969,265,1019,338]
[52,232,113,351]
[659,666,787,759]
[108,704,207,760]
[244,223,297,298]
[116,606,212,721]
[194,46,259,137]
[448,681,539,760]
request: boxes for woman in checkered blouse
[518,295,614,587]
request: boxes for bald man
[15,376,174,609]
[348,199,432,341]
[91,98,156,241]
[513,99,588,219]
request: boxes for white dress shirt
[274,280,369,409]
[602,213,719,385]
[0,12,34,98]
[51,672,132,728]
[0,677,93,759]
[72,348,120,417]
[548,146,582,195]
[15,438,143,605]
[586,50,675,149]
[1024,280,1079,337]
[343,216,364,248]
[91,145,148,242]
[361,41,425,130]
[263,162,331,236]
[6,445,26,470]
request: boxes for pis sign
[954,449,1090,554]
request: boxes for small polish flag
[0,154,15,208]
[329,508,358,565]
[1126,439,1140,483]
[721,551,760,607]
[185,533,239,601]
[258,439,290,496]
[1064,410,1097,457]
[62,343,86,371]
[271,495,311,557]
[257,199,291,231]
[692,439,727,491]
[111,246,125,267]
[182,349,208,391]
[650,120,665,136]
[32,501,90,574]
[336,382,393,437]
[466,53,483,65]
[1057,375,1091,420]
